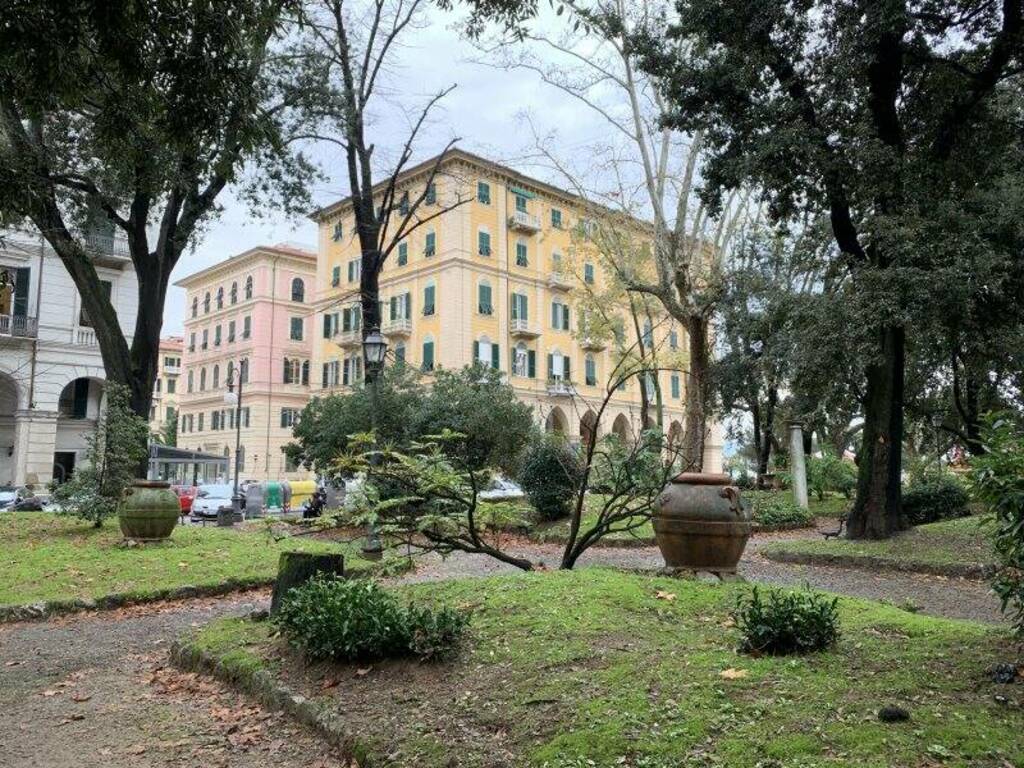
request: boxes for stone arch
[611,413,631,442]
[580,409,599,450]
[57,376,105,420]
[545,405,568,434]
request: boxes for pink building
[175,244,316,481]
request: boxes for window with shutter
[397,242,408,266]
[584,263,595,284]
[423,285,435,315]
[528,350,536,378]
[477,181,490,204]
[332,266,341,286]
[671,374,680,399]
[551,208,562,228]
[478,231,491,256]
[516,242,528,267]
[422,340,434,371]
[478,283,492,314]
[425,183,436,205]
[424,231,436,256]
[491,343,500,370]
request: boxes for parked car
[171,485,197,514]
[480,477,525,501]
[189,484,236,520]
[0,487,19,511]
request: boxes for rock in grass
[878,706,910,723]
[990,663,1019,684]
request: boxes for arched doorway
[611,413,631,443]
[55,377,106,482]
[580,410,599,450]
[545,406,568,434]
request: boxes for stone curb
[762,548,995,580]
[0,558,411,625]
[170,634,365,760]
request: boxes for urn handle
[718,486,742,517]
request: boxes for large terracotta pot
[119,479,180,541]
[652,472,751,572]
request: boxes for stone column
[788,420,808,509]
[13,410,58,487]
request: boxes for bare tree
[470,0,752,469]
[300,0,472,377]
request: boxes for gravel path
[0,524,1004,765]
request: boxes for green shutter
[528,350,536,378]
[547,354,553,379]
[564,358,571,381]
[390,296,397,321]
[551,302,559,328]
[563,305,570,330]
[423,341,434,370]
[405,292,412,317]
[473,340,480,361]
[323,314,331,338]
[491,343,500,370]
[671,375,680,399]
[522,294,528,321]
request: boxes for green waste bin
[264,481,282,510]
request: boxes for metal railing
[508,209,542,232]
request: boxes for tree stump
[269,551,345,614]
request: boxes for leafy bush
[733,585,840,655]
[903,472,969,526]
[518,434,584,520]
[275,576,469,661]
[806,451,857,500]
[51,383,150,527]
[970,416,1024,635]
[747,493,813,527]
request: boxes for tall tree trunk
[846,325,906,539]
[682,314,709,471]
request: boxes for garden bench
[821,514,847,539]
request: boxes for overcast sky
[163,5,611,336]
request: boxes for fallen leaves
[655,590,676,601]
[70,691,92,702]
[719,668,749,680]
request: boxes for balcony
[546,378,575,397]
[74,327,98,346]
[547,271,573,291]
[509,318,540,339]
[334,328,361,348]
[84,232,132,269]
[580,337,607,352]
[383,317,412,337]
[164,364,181,375]
[508,209,541,233]
[0,314,38,340]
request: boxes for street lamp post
[361,327,388,558]
[221,363,244,526]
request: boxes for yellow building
[149,336,183,439]
[312,150,722,470]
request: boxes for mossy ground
[0,512,378,606]
[763,516,994,571]
[188,569,1022,767]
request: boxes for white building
[0,228,138,488]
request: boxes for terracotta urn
[119,479,180,541]
[652,472,751,572]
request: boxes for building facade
[0,228,139,487]
[312,150,722,471]
[149,336,183,440]
[175,244,317,482]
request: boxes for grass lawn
[763,516,995,574]
[186,569,1022,767]
[0,512,378,607]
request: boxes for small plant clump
[275,576,469,662]
[748,494,813,528]
[517,434,584,520]
[733,585,840,656]
[902,472,970,526]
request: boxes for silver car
[189,484,236,520]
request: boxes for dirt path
[0,527,1004,766]
[0,593,349,768]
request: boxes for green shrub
[518,434,584,520]
[733,585,840,655]
[274,576,469,661]
[970,416,1024,636]
[902,472,969,526]
[806,451,857,500]
[747,493,813,527]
